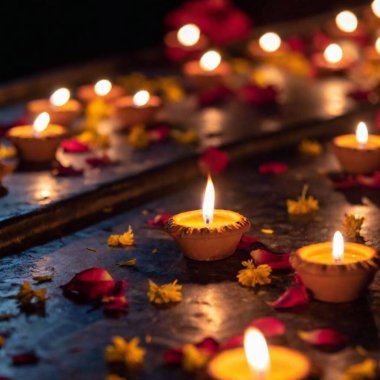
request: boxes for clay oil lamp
[364,36,380,63]
[312,43,353,74]
[113,90,162,127]
[248,31,285,59]
[332,121,380,174]
[208,327,311,380]
[326,10,367,42]
[182,50,231,91]
[165,23,208,60]
[7,112,68,164]
[291,231,379,303]
[364,0,380,30]
[77,79,124,103]
[165,176,250,261]
[26,88,82,126]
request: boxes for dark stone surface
[0,145,379,380]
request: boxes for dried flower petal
[259,162,288,175]
[0,144,16,159]
[237,235,259,250]
[298,139,322,156]
[198,147,229,176]
[341,358,378,380]
[197,85,233,107]
[251,249,291,270]
[342,213,364,239]
[287,185,319,215]
[128,125,149,149]
[298,329,347,349]
[171,129,198,145]
[147,213,172,227]
[238,84,278,105]
[147,279,182,305]
[117,259,137,267]
[271,285,309,309]
[237,260,272,288]
[12,352,39,365]
[261,229,274,234]
[15,282,47,305]
[32,274,53,283]
[249,317,286,337]
[104,336,145,368]
[107,227,134,247]
[61,139,91,153]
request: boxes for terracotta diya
[326,10,367,42]
[248,31,286,59]
[113,90,162,127]
[77,79,124,103]
[312,43,353,74]
[27,88,82,126]
[165,176,250,261]
[7,112,68,164]
[332,121,380,174]
[208,328,311,380]
[182,50,231,91]
[291,231,379,303]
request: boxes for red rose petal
[259,162,288,175]
[357,171,380,189]
[249,317,286,337]
[311,31,331,51]
[12,352,39,365]
[221,335,243,350]
[197,85,234,107]
[198,147,229,176]
[251,249,292,270]
[147,213,172,227]
[237,235,259,250]
[86,154,119,168]
[61,139,91,153]
[238,84,278,105]
[287,36,306,53]
[195,337,219,355]
[271,285,309,309]
[347,88,372,102]
[298,329,347,349]
[147,125,170,143]
[52,161,83,177]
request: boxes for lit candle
[375,37,380,54]
[324,43,343,64]
[166,176,250,261]
[332,121,380,174]
[182,50,231,91]
[312,43,352,74]
[207,327,311,380]
[77,79,124,103]
[113,90,161,127]
[7,112,68,164]
[291,231,379,302]
[26,87,82,126]
[372,0,380,17]
[259,32,282,53]
[177,24,201,47]
[363,36,380,62]
[335,10,358,33]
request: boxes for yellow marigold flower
[119,226,134,246]
[230,58,252,75]
[341,358,378,380]
[298,139,322,156]
[86,99,112,119]
[108,235,121,247]
[16,281,47,304]
[342,213,364,239]
[0,335,5,348]
[104,336,145,368]
[237,260,272,288]
[171,129,198,145]
[182,344,209,372]
[287,185,319,215]
[261,228,274,235]
[147,279,182,304]
[0,145,16,159]
[105,374,126,380]
[128,125,149,149]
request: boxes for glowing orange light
[177,24,200,47]
[33,112,50,135]
[244,328,270,378]
[259,32,281,53]
[200,50,221,71]
[202,175,215,225]
[332,231,344,263]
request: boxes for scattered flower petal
[342,213,364,239]
[197,85,233,107]
[271,285,309,309]
[237,235,259,250]
[0,144,16,159]
[32,274,53,283]
[0,336,5,348]
[238,84,278,105]
[117,259,137,267]
[148,279,182,305]
[107,226,134,247]
[237,260,272,288]
[298,329,347,350]
[287,185,319,215]
[251,249,291,270]
[171,129,198,145]
[86,154,119,168]
[298,139,322,156]
[147,124,170,143]
[259,162,288,175]
[249,317,286,337]
[12,352,39,366]
[260,229,274,234]
[198,147,229,176]
[347,88,373,103]
[104,336,145,368]
[147,213,172,227]
[341,358,378,380]
[15,282,47,305]
[61,139,91,153]
[128,125,150,149]
[287,36,306,53]
[52,161,83,177]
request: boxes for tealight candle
[326,10,367,41]
[291,231,379,303]
[332,121,380,174]
[7,112,68,164]
[77,79,124,103]
[165,176,250,261]
[312,43,353,74]
[248,31,286,59]
[182,50,231,91]
[207,328,311,380]
[113,90,162,127]
[26,88,82,126]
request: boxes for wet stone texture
[0,146,380,380]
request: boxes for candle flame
[177,23,200,47]
[94,79,112,96]
[259,32,281,53]
[375,37,380,54]
[332,231,344,263]
[356,121,368,146]
[33,112,50,135]
[372,0,380,18]
[335,10,358,33]
[244,328,270,378]
[324,43,343,64]
[133,90,150,107]
[200,50,221,71]
[202,175,215,225]
[50,88,70,107]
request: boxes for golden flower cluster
[104,336,145,368]
[16,281,47,305]
[287,185,319,215]
[182,344,209,372]
[298,139,322,156]
[108,226,135,247]
[341,358,378,380]
[128,125,149,149]
[147,279,182,305]
[342,213,364,239]
[237,260,272,288]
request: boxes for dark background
[0,0,367,84]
